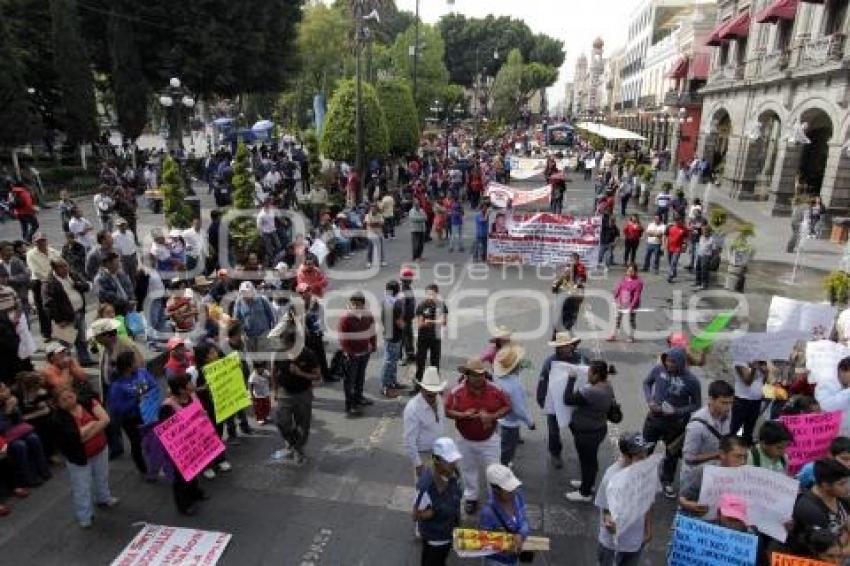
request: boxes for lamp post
[158,77,195,154]
[354,3,380,202]
[412,0,420,102]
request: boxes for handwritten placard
[111,524,231,566]
[771,552,833,566]
[780,411,842,474]
[204,352,251,423]
[806,340,850,384]
[669,514,758,566]
[767,296,836,341]
[154,400,224,482]
[605,454,662,536]
[546,362,589,428]
[729,331,801,364]
[698,465,799,542]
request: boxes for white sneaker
[565,490,593,503]
[218,461,232,472]
[270,447,293,462]
[202,468,216,480]
[569,479,582,489]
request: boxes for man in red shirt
[444,358,511,514]
[337,292,377,416]
[9,183,38,243]
[665,215,688,283]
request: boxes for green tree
[320,79,388,165]
[520,62,558,107]
[303,130,323,180]
[297,3,351,98]
[108,2,149,142]
[491,49,524,124]
[375,79,419,158]
[230,142,260,259]
[161,157,191,228]
[50,0,98,145]
[385,23,448,122]
[0,16,37,150]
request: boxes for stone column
[822,143,850,213]
[723,133,743,194]
[738,138,765,200]
[770,142,803,216]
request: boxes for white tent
[576,122,646,142]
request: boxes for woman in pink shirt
[608,263,644,343]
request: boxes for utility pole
[355,1,364,203]
[412,0,420,102]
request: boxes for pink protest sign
[154,400,225,482]
[780,411,842,474]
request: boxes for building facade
[698,0,850,216]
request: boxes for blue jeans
[66,448,111,523]
[382,340,402,388]
[336,237,351,256]
[449,224,464,251]
[642,243,661,272]
[656,206,669,224]
[367,236,384,265]
[598,243,614,267]
[667,251,681,281]
[473,236,487,262]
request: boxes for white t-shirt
[733,365,765,401]
[181,228,203,258]
[112,230,137,257]
[256,208,277,234]
[595,461,646,553]
[645,222,666,245]
[249,370,271,399]
[69,217,96,249]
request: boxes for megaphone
[364,9,380,22]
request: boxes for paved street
[0,169,827,565]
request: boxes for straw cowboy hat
[493,344,526,377]
[86,318,120,341]
[416,366,447,393]
[489,326,513,342]
[457,358,488,375]
[548,331,581,348]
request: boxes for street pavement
[0,168,829,565]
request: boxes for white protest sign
[697,464,799,542]
[767,296,836,341]
[111,524,231,566]
[546,362,589,428]
[806,340,850,384]
[728,331,801,364]
[605,454,662,536]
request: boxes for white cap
[86,318,121,341]
[486,463,521,492]
[275,262,289,271]
[432,437,462,463]
[239,281,255,293]
[45,342,68,356]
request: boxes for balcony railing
[801,33,846,67]
[638,94,658,108]
[663,90,703,107]
[760,49,790,76]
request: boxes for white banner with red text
[485,183,552,208]
[487,213,601,266]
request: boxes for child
[595,432,654,566]
[249,362,271,426]
[797,436,850,489]
[748,420,793,473]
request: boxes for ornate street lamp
[158,77,195,153]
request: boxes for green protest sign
[204,352,251,423]
[690,311,735,352]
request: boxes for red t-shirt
[444,382,511,441]
[623,222,644,241]
[666,224,687,253]
[75,400,107,459]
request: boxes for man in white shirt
[403,367,447,480]
[68,207,96,251]
[816,357,850,436]
[256,199,280,267]
[112,218,138,280]
[380,192,396,239]
[26,232,62,340]
[263,168,281,192]
[642,213,666,274]
[181,217,204,271]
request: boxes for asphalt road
[0,169,820,565]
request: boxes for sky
[395,0,641,106]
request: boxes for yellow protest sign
[204,352,251,423]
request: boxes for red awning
[667,56,689,79]
[755,0,799,23]
[719,11,751,40]
[705,21,728,46]
[688,53,711,80]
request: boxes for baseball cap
[86,318,121,340]
[486,463,521,492]
[432,437,462,463]
[275,262,289,271]
[618,432,650,457]
[400,267,415,279]
[45,342,68,357]
[719,494,749,524]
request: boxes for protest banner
[780,411,842,474]
[766,296,836,341]
[485,183,551,208]
[111,523,231,566]
[545,362,588,428]
[669,514,758,566]
[154,400,225,482]
[690,311,736,352]
[697,465,799,541]
[771,552,833,566]
[605,454,662,536]
[806,340,850,384]
[203,352,251,423]
[487,213,601,266]
[729,331,801,364]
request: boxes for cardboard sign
[771,552,833,566]
[729,331,801,364]
[605,454,662,536]
[806,340,850,384]
[690,312,735,352]
[669,514,758,566]
[780,411,842,474]
[545,362,588,428]
[154,400,225,482]
[203,352,251,423]
[111,524,231,566]
[487,213,601,266]
[485,183,551,208]
[767,296,836,341]
[698,465,799,542]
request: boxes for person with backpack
[679,380,734,493]
[747,420,792,473]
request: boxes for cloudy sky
[395,0,641,105]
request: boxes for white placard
[546,362,589,428]
[605,454,662,536]
[111,524,231,566]
[766,296,836,341]
[806,340,850,384]
[728,331,801,364]
[697,465,799,542]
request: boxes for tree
[520,62,559,107]
[50,0,98,145]
[320,79,388,165]
[108,2,149,142]
[0,16,37,150]
[384,23,448,122]
[302,130,323,181]
[161,157,191,229]
[230,142,260,260]
[375,79,419,158]
[296,3,351,98]
[491,49,524,124]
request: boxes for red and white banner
[485,183,551,208]
[487,213,601,266]
[111,524,231,566]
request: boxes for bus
[546,123,575,149]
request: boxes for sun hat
[486,463,522,492]
[548,331,581,348]
[718,494,749,525]
[193,275,213,288]
[432,437,462,463]
[416,366,447,393]
[493,344,526,377]
[86,318,120,341]
[458,358,488,375]
[489,326,513,341]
